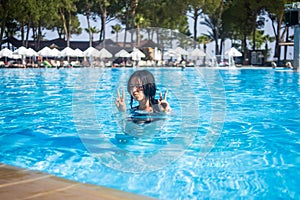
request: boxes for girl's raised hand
[115,88,126,112]
[158,89,171,113]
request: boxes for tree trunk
[193,9,199,48]
[204,44,207,64]
[60,8,68,46]
[123,5,129,48]
[84,0,92,46]
[66,11,71,47]
[220,38,224,55]
[156,28,160,47]
[215,1,224,55]
[215,39,219,55]
[98,1,107,48]
[25,22,31,48]
[242,34,248,64]
[37,20,42,50]
[136,25,140,47]
[270,18,277,59]
[0,7,8,50]
[101,10,107,47]
[130,21,134,48]
[130,0,138,48]
[264,43,268,60]
[86,12,92,47]
[32,27,37,50]
[21,20,25,46]
[275,16,283,65]
[252,13,258,50]
[284,26,289,61]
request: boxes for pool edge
[0,163,156,200]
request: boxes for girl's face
[129,77,145,102]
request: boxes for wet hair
[127,70,158,109]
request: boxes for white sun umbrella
[131,47,145,61]
[154,47,162,61]
[225,47,242,67]
[13,47,27,66]
[14,46,28,56]
[0,48,13,58]
[115,49,131,58]
[25,48,38,64]
[97,48,112,58]
[50,48,61,57]
[84,46,98,57]
[225,47,242,57]
[38,46,52,57]
[164,49,181,61]
[74,48,84,57]
[165,49,180,57]
[174,47,188,56]
[60,47,77,57]
[26,48,38,57]
[189,48,206,57]
[12,54,22,59]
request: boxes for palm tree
[188,0,204,48]
[197,35,211,54]
[111,24,122,43]
[249,30,275,58]
[134,13,150,47]
[262,34,275,61]
[130,0,139,47]
[85,26,100,47]
[197,35,211,65]
[200,16,220,55]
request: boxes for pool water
[0,68,299,199]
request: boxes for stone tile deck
[0,164,155,200]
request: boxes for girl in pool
[115,70,171,113]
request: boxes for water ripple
[0,68,299,199]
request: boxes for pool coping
[0,163,156,200]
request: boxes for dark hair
[127,70,158,108]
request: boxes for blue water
[0,67,299,199]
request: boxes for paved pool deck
[0,164,155,200]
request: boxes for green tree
[137,0,189,34]
[93,0,121,47]
[222,0,255,61]
[247,2,269,51]
[130,0,139,46]
[58,0,79,47]
[111,24,122,43]
[13,0,31,46]
[197,34,211,53]
[0,0,20,49]
[200,0,225,55]
[11,0,61,50]
[197,34,211,64]
[76,0,98,47]
[85,26,99,46]
[249,30,276,62]
[110,0,131,47]
[33,0,61,49]
[249,30,275,51]
[94,0,113,46]
[264,0,294,62]
[262,32,275,59]
[187,0,204,47]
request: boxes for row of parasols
[0,45,241,61]
[0,46,147,60]
[164,47,242,57]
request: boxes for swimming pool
[0,67,299,199]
